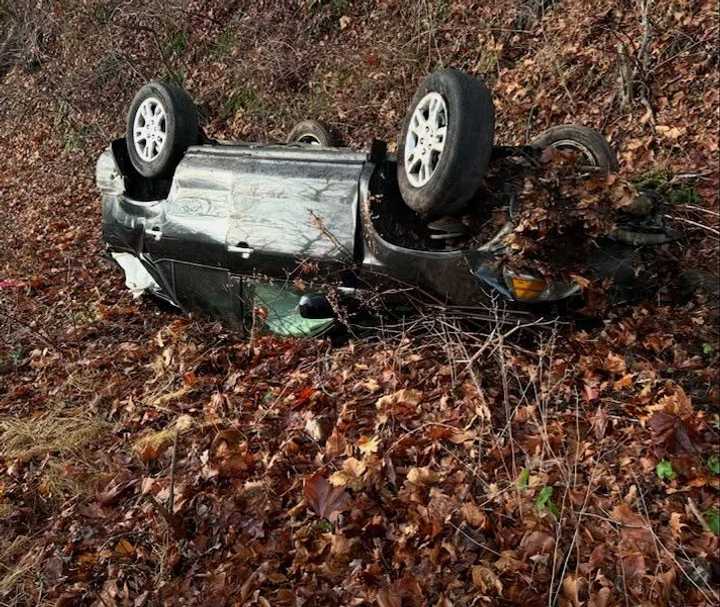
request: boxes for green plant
[707,455,720,476]
[63,125,93,152]
[667,183,701,206]
[164,68,186,87]
[11,346,22,365]
[93,2,115,25]
[165,30,188,56]
[224,87,262,117]
[633,168,672,190]
[517,468,530,490]
[656,459,676,481]
[535,486,559,517]
[633,168,700,205]
[211,29,236,59]
[306,0,349,15]
[705,508,720,535]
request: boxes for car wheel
[126,81,199,178]
[286,120,335,146]
[531,125,619,171]
[397,68,495,218]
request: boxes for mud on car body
[97,70,676,334]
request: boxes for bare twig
[617,42,634,109]
[664,214,720,236]
[687,497,713,534]
[0,306,59,351]
[168,430,179,515]
[146,494,184,540]
[679,204,720,217]
[636,0,654,76]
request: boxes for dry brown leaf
[588,587,611,607]
[358,435,380,455]
[209,430,255,478]
[376,588,401,607]
[133,415,192,462]
[521,530,555,558]
[304,473,350,522]
[612,503,654,550]
[461,502,487,528]
[669,512,686,539]
[406,466,439,485]
[325,428,347,459]
[115,539,135,558]
[376,388,423,410]
[591,406,609,440]
[329,457,366,489]
[605,352,626,374]
[471,565,503,594]
[561,574,582,607]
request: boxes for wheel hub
[404,92,448,188]
[133,97,167,162]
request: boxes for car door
[223,144,366,278]
[143,152,242,326]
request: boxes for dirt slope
[1,1,718,605]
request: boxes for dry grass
[0,535,43,605]
[0,409,109,604]
[0,408,108,462]
[0,0,56,77]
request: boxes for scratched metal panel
[163,152,234,250]
[175,144,365,262]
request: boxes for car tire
[531,125,618,171]
[397,68,495,218]
[126,81,199,178]
[287,120,335,146]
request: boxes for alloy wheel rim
[133,97,167,162]
[404,92,448,187]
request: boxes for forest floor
[0,1,718,605]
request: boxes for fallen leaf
[669,512,686,539]
[325,428,347,458]
[358,435,380,455]
[376,388,423,412]
[656,125,684,139]
[605,352,626,374]
[521,530,555,558]
[304,473,350,522]
[612,503,654,550]
[329,457,366,489]
[461,502,488,528]
[406,466,439,485]
[115,539,135,558]
[471,565,503,594]
[562,574,582,607]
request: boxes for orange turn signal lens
[509,275,547,301]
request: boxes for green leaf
[702,342,714,355]
[705,508,720,535]
[656,459,676,481]
[707,455,720,475]
[316,519,334,532]
[517,468,530,490]
[535,486,559,517]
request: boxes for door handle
[145,226,162,241]
[228,243,254,259]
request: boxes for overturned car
[97,69,675,335]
